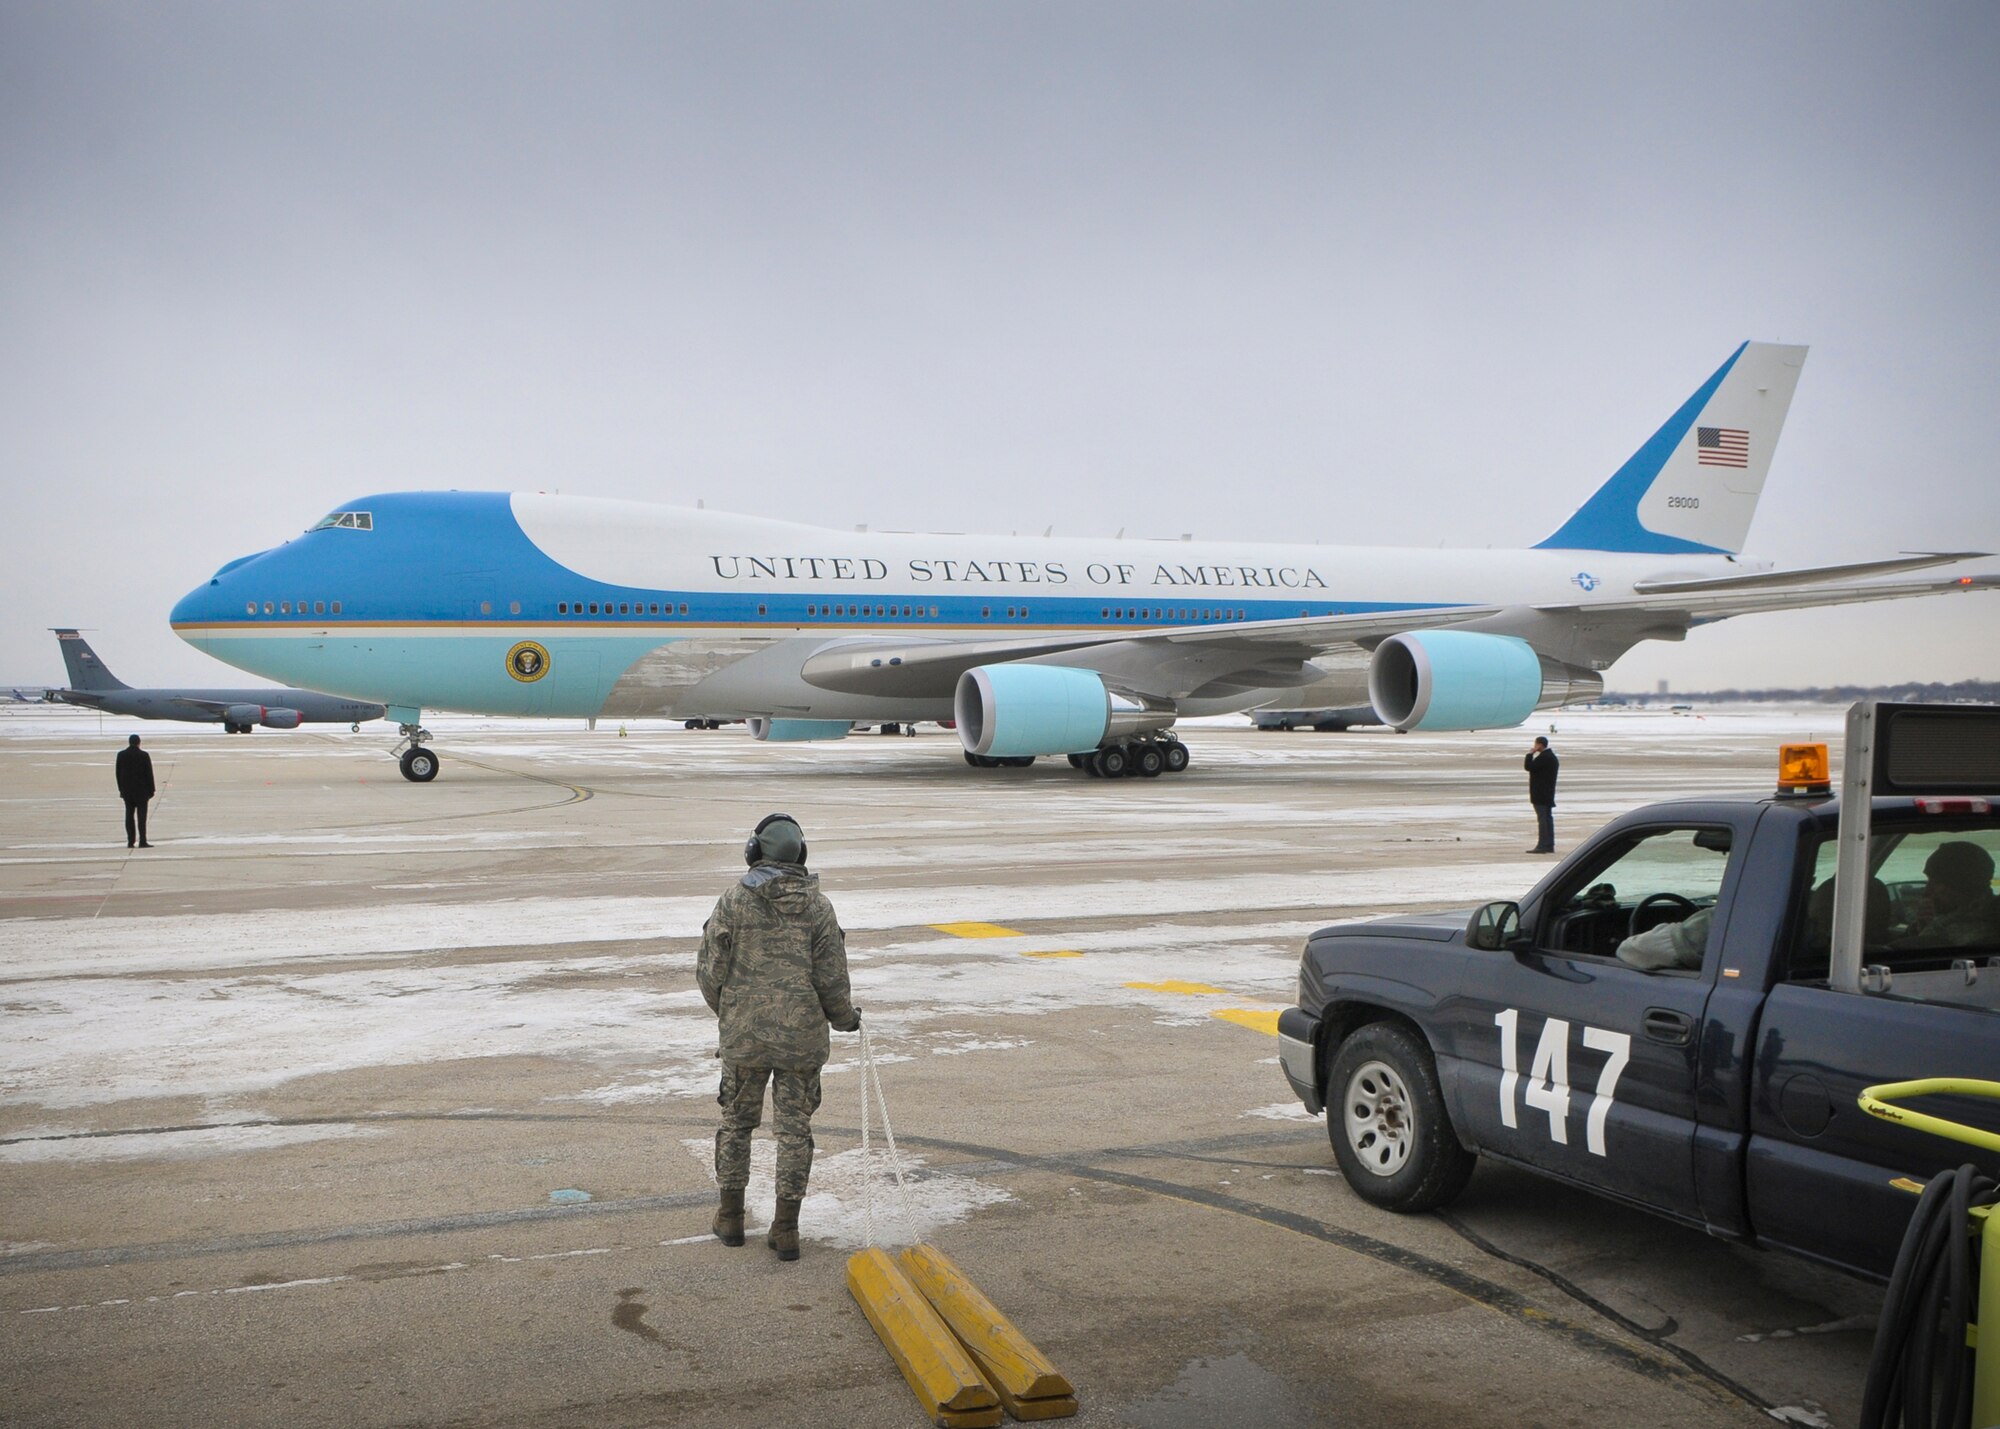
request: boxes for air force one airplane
[171,342,1994,782]
[47,629,385,732]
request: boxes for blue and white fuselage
[168,342,1994,780]
[170,490,1688,722]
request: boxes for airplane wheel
[1005,755,1035,768]
[400,747,440,783]
[965,751,999,769]
[1135,745,1165,777]
[1162,741,1190,774]
[350,722,361,733]
[1066,753,1085,769]
[1093,746,1128,778]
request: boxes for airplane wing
[800,558,1996,701]
[803,603,1505,699]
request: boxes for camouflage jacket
[698,863,856,1071]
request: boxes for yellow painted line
[1124,980,1229,996]
[1211,1009,1282,1036]
[932,922,1023,939]
[1022,950,1082,959]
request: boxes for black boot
[767,1196,801,1261]
[712,1188,745,1246]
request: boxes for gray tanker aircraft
[47,629,384,732]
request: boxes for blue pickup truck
[1276,733,2000,1279]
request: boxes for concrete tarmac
[1,706,1875,1428]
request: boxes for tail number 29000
[1493,1009,1631,1157]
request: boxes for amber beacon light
[1777,742,1832,795]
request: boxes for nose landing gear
[392,721,439,782]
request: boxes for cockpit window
[309,511,373,532]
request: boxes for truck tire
[1325,1022,1474,1212]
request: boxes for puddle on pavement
[1124,1351,1310,1428]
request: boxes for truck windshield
[1789,819,2000,1011]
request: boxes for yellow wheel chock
[897,1244,1079,1420]
[846,1023,1079,1423]
[847,1247,1002,1427]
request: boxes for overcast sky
[3,2,1995,691]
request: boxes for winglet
[1536,342,1808,555]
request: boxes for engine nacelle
[748,717,853,742]
[259,707,303,730]
[954,664,1174,758]
[1367,631,1602,732]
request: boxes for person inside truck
[1789,875,1894,980]
[1897,840,2000,950]
[1615,903,1711,971]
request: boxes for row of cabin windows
[247,600,342,615]
[558,601,690,616]
[240,598,1260,622]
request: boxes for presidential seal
[505,640,552,683]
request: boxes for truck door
[1747,817,2000,1275]
[1449,822,1740,1218]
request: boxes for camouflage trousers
[714,1063,824,1200]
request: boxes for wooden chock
[846,1247,1002,1428]
[897,1243,1079,1420]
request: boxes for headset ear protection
[745,812,807,866]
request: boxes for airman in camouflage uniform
[698,813,859,1261]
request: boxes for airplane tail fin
[1535,341,1808,555]
[52,629,129,691]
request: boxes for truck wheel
[1325,1022,1474,1212]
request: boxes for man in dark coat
[697,813,859,1261]
[1524,736,1559,853]
[115,734,155,848]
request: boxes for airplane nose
[171,581,223,649]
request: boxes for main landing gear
[392,720,439,782]
[1064,736,1184,780]
[1067,734,1191,779]
[964,752,1037,768]
[965,734,1190,776]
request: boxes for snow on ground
[1,864,1525,980]
[0,1122,383,1164]
[0,704,1847,1151]
[677,1137,1014,1250]
[0,917,1311,1111]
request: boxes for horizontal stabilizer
[1632,552,1992,596]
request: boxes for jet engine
[1367,631,1602,732]
[954,664,1174,758]
[222,703,303,730]
[748,717,853,741]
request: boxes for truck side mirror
[1467,901,1522,952]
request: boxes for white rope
[857,1021,916,1248]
